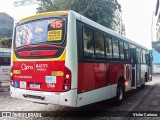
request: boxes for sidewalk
[132,79,160,111]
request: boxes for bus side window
[136,49,141,64]
[83,27,94,59]
[145,53,151,65]
[105,35,113,59]
[76,21,84,61]
[141,50,143,63]
[94,31,105,59]
[143,50,147,64]
[112,38,119,59]
[120,41,124,59]
[124,43,129,60]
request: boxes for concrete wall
[153,64,160,74]
[152,50,160,74]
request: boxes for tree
[0,12,14,38]
[37,0,120,29]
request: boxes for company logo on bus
[21,63,33,70]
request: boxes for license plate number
[30,83,40,89]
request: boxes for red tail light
[10,80,14,87]
[63,66,71,92]
[10,66,13,80]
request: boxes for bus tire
[115,82,125,105]
[145,72,148,82]
[141,83,145,89]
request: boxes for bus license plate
[30,83,40,89]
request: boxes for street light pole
[151,12,155,75]
[151,12,155,46]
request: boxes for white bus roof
[69,10,150,51]
[17,10,150,51]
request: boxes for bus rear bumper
[10,86,77,107]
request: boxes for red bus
[10,10,152,107]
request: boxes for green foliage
[0,12,14,38]
[0,13,13,48]
[37,0,120,29]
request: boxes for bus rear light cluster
[10,66,15,87]
[64,79,69,84]
[10,80,14,87]
[16,22,20,25]
[125,81,128,87]
[63,67,71,92]
[65,74,70,79]
[149,74,152,80]
[10,74,13,81]
[10,66,14,81]
[63,85,69,90]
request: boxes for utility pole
[155,0,159,16]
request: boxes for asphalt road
[0,75,160,120]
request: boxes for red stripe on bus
[18,50,58,57]
[16,44,64,51]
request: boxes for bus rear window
[15,18,66,48]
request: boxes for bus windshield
[15,18,66,48]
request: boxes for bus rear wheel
[141,83,145,89]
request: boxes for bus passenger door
[136,50,141,87]
[130,48,136,89]
[130,48,141,89]
[145,52,152,82]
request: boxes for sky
[118,0,157,49]
[0,0,38,21]
[0,0,158,49]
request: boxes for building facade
[153,0,160,53]
[112,0,126,36]
[152,50,160,74]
